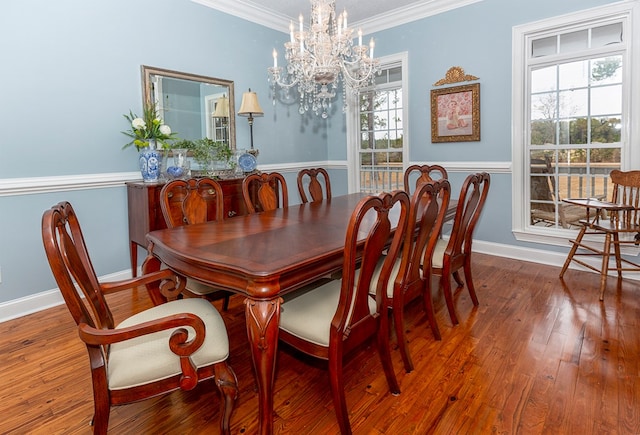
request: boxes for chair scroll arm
[79,312,206,391]
[100,269,184,295]
[78,313,206,350]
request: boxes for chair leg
[599,233,612,301]
[391,295,413,373]
[463,256,479,307]
[214,362,239,435]
[613,233,623,280]
[221,294,230,311]
[91,389,110,435]
[560,225,587,278]
[421,278,441,341]
[327,353,352,435]
[441,270,459,325]
[452,270,464,288]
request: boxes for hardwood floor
[1,253,639,434]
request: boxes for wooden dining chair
[242,172,288,213]
[369,179,451,372]
[404,164,448,194]
[432,172,490,325]
[160,178,232,310]
[41,201,238,435]
[279,190,410,435]
[297,167,332,203]
[559,170,640,300]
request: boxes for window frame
[346,52,409,193]
[511,1,640,246]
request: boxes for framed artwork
[430,83,480,143]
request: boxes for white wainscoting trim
[0,172,140,197]
[0,161,510,197]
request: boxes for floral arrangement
[122,103,177,151]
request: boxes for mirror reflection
[141,65,236,150]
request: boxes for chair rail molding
[0,172,140,197]
[0,161,510,196]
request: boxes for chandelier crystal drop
[267,0,380,118]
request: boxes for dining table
[142,192,457,434]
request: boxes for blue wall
[0,0,622,308]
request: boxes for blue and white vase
[139,140,161,182]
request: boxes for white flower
[159,125,171,135]
[131,118,146,130]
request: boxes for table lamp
[237,88,264,157]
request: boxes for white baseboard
[2,241,637,323]
[0,270,133,323]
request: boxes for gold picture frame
[430,83,480,143]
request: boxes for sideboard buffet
[126,178,256,276]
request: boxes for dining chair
[432,172,490,325]
[404,164,448,194]
[530,157,587,228]
[42,201,238,435]
[279,190,410,435]
[242,171,288,213]
[297,167,332,203]
[559,169,640,300]
[369,179,451,372]
[160,178,232,310]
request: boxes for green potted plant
[184,138,236,175]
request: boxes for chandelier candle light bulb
[268,0,380,118]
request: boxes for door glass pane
[559,60,589,89]
[560,29,588,53]
[532,36,556,57]
[558,89,588,118]
[590,86,621,116]
[591,56,622,84]
[531,66,557,93]
[590,117,622,144]
[591,23,623,47]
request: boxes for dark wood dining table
[142,192,457,434]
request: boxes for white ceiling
[192,0,482,34]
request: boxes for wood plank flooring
[1,253,639,434]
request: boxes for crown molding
[192,0,483,34]
[356,0,483,34]
[191,0,291,32]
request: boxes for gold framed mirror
[141,65,236,150]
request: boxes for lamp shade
[213,95,229,118]
[238,89,264,117]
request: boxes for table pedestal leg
[245,298,281,435]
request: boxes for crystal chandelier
[267,0,380,118]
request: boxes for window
[347,53,408,193]
[512,3,638,244]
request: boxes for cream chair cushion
[362,258,400,299]
[185,277,219,296]
[108,298,229,390]
[280,279,377,347]
[431,239,447,269]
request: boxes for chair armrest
[100,268,182,295]
[78,312,205,354]
[79,312,206,390]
